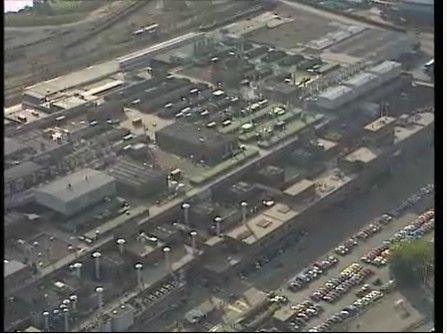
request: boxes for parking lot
[271,203,434,332]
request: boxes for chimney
[95,287,104,310]
[116,238,126,254]
[181,203,190,226]
[163,247,171,273]
[69,295,78,311]
[73,262,82,279]
[42,311,50,332]
[92,252,101,280]
[135,263,143,287]
[62,308,69,332]
[214,216,222,236]
[190,231,197,255]
[241,201,248,225]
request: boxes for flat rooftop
[343,146,378,163]
[364,116,396,132]
[313,169,354,198]
[226,203,298,245]
[283,179,315,197]
[35,169,115,203]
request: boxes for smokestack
[63,308,69,332]
[42,311,50,332]
[190,231,197,255]
[181,203,190,226]
[135,263,143,287]
[241,201,248,225]
[95,287,104,310]
[73,262,82,279]
[52,308,60,328]
[69,295,77,311]
[92,252,101,280]
[32,241,39,265]
[214,216,222,236]
[163,247,171,273]
[116,238,126,254]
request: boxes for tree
[389,239,434,289]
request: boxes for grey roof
[156,121,236,148]
[5,161,43,183]
[4,259,26,278]
[107,158,166,187]
[5,137,26,157]
[368,61,401,75]
[36,169,115,203]
[319,85,352,100]
[344,72,378,87]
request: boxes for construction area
[4,0,434,332]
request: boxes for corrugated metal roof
[4,259,26,278]
[319,85,352,100]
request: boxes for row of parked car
[287,255,339,292]
[388,184,433,217]
[310,263,374,303]
[355,222,383,241]
[288,301,324,331]
[334,238,358,255]
[309,280,396,332]
[361,209,434,266]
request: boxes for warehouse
[5,161,44,195]
[366,60,402,85]
[5,137,33,162]
[35,169,116,216]
[107,158,168,197]
[155,122,238,165]
[343,72,379,98]
[315,85,354,110]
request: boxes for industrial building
[107,158,168,197]
[35,169,116,216]
[3,2,434,332]
[155,121,238,165]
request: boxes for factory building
[339,147,378,174]
[283,178,316,202]
[4,259,30,288]
[35,169,116,216]
[254,165,285,188]
[5,137,31,160]
[316,61,402,111]
[366,61,402,85]
[5,161,44,195]
[155,122,238,165]
[315,85,354,110]
[363,116,397,146]
[342,72,380,97]
[107,158,168,197]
